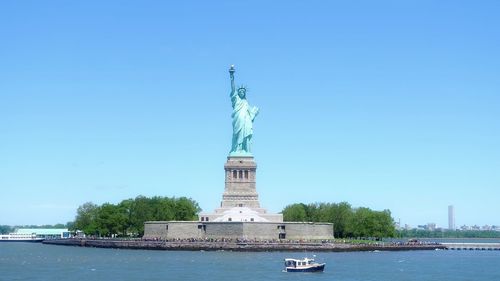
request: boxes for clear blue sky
[1,1,499,228]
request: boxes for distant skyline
[1,1,499,227]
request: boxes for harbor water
[1,242,499,281]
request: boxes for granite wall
[144,221,333,240]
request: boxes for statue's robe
[231,92,257,153]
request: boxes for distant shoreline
[42,238,445,252]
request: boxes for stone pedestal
[221,156,260,209]
[199,156,283,223]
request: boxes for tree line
[281,202,396,238]
[398,229,500,238]
[73,196,200,237]
[0,225,14,234]
[5,197,498,240]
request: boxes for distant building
[471,225,481,231]
[427,223,436,231]
[448,205,455,230]
[15,228,70,239]
[482,225,492,231]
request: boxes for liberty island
[41,66,450,251]
[143,66,333,240]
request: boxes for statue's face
[238,89,246,98]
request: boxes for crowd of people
[141,236,335,244]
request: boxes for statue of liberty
[229,65,259,156]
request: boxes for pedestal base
[221,156,260,209]
[198,156,283,223]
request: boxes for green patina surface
[228,65,259,156]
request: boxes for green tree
[152,196,176,221]
[282,202,353,237]
[304,203,320,222]
[66,221,75,230]
[71,195,202,237]
[314,202,353,238]
[129,196,154,235]
[174,197,201,221]
[345,207,395,238]
[346,207,370,238]
[73,202,100,235]
[95,203,128,237]
[118,199,134,235]
[0,225,13,234]
[282,202,395,238]
[282,203,307,221]
[372,209,396,238]
[329,202,352,238]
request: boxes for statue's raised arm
[229,65,236,96]
[228,65,259,157]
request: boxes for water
[1,243,499,281]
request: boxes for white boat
[283,257,325,272]
[0,233,44,242]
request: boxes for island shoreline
[42,239,445,252]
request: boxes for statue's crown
[237,85,247,92]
